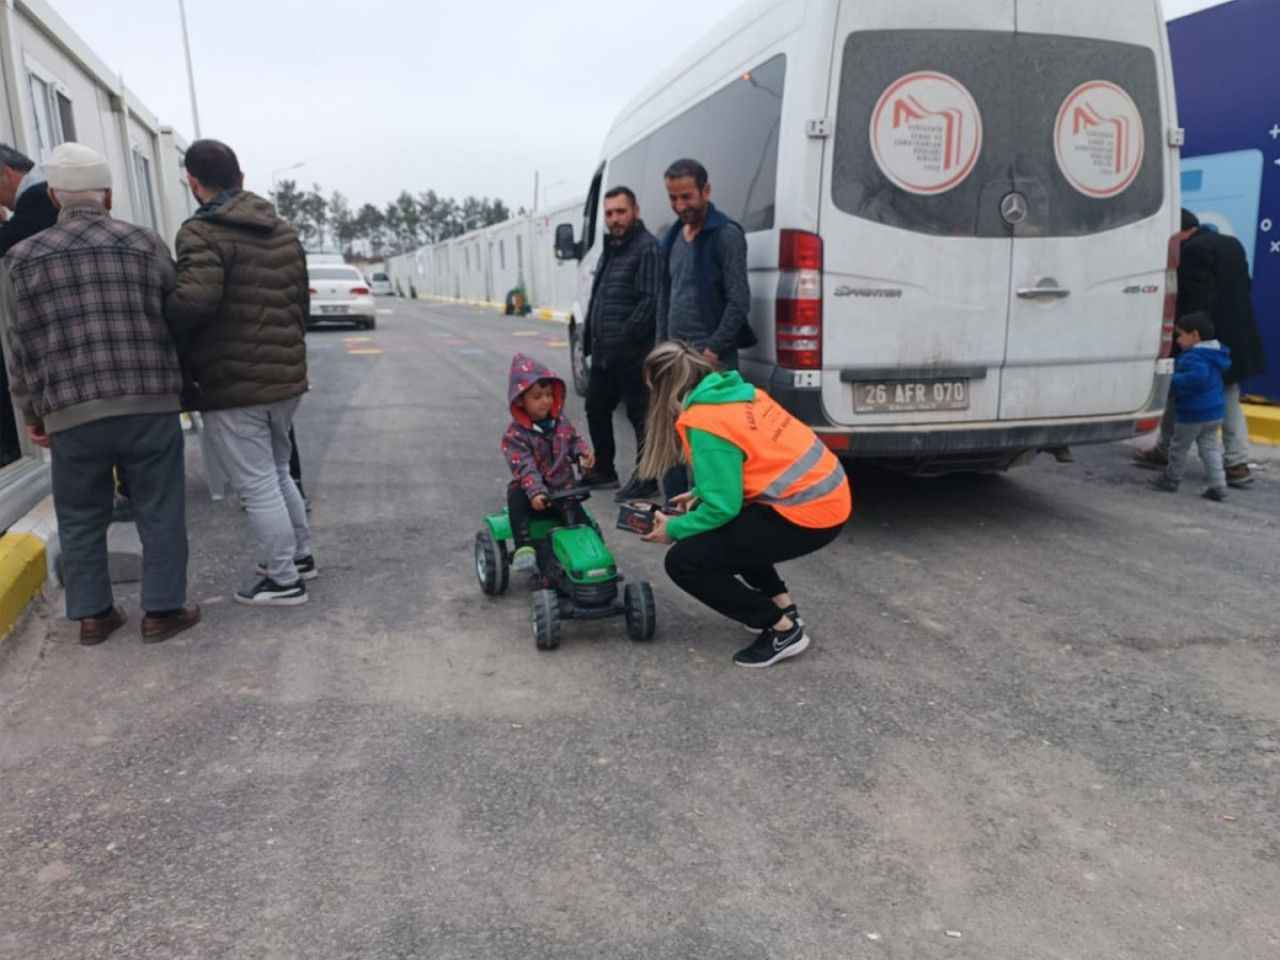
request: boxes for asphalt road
[2,299,1277,960]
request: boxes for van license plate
[319,305,348,315]
[854,380,969,414]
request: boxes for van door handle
[1016,286,1071,300]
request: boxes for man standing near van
[581,186,661,501]
[168,139,316,606]
[1136,210,1266,485]
[655,158,752,370]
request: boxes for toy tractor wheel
[624,582,656,642]
[475,529,509,596]
[532,589,561,650]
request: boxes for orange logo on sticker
[870,72,983,196]
[1055,81,1145,199]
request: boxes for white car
[308,265,377,330]
[368,271,394,297]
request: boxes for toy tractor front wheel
[532,589,561,650]
[475,529,509,596]
[624,582,656,642]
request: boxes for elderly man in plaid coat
[0,143,199,646]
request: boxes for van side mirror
[554,223,579,261]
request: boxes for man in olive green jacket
[167,139,316,606]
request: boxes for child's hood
[1190,340,1233,373]
[508,353,566,427]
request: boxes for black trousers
[507,485,583,549]
[585,355,647,477]
[664,504,844,629]
[50,414,188,619]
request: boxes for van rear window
[831,31,1164,238]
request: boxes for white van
[555,0,1181,472]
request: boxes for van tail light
[308,287,317,295]
[350,286,371,296]
[1161,231,1187,359]
[776,229,823,370]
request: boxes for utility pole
[178,0,202,138]
[532,170,539,213]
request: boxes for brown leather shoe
[140,605,202,644]
[79,608,126,646]
[1225,463,1254,488]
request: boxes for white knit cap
[46,142,112,192]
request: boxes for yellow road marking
[545,340,567,348]
[347,348,384,356]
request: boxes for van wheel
[568,319,590,397]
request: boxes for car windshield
[372,273,389,281]
[310,267,364,281]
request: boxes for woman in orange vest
[637,342,851,667]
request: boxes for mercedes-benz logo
[1001,192,1029,225]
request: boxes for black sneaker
[733,620,810,668]
[743,604,802,633]
[615,474,660,502]
[235,577,308,606]
[581,469,620,490]
[1148,476,1179,493]
[256,555,319,581]
[1201,487,1228,503]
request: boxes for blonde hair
[636,341,717,480]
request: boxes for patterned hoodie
[501,353,589,499]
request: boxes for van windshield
[831,30,1163,238]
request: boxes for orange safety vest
[677,389,852,529]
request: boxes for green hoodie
[665,371,758,541]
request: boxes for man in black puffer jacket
[582,186,661,501]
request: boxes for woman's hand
[668,492,699,514]
[641,510,674,544]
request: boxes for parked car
[368,271,394,296]
[308,265,377,330]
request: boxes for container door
[820,1,1016,428]
[999,5,1171,419]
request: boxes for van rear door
[819,3,1016,429]
[999,6,1171,420]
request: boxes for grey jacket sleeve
[655,244,670,341]
[707,224,750,355]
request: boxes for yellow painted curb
[0,533,47,641]
[1244,403,1280,447]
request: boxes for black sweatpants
[664,504,844,629]
[507,485,583,549]
[585,357,647,477]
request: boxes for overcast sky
[51,0,1225,213]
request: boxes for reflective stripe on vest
[758,445,847,508]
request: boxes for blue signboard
[1169,0,1279,401]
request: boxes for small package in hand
[616,501,659,536]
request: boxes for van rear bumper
[763,366,1171,469]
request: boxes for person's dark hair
[663,158,708,189]
[1181,208,1200,231]
[184,139,243,191]
[604,185,637,205]
[0,143,35,174]
[1176,311,1214,340]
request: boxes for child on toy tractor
[500,354,595,573]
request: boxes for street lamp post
[177,0,201,138]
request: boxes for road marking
[458,348,486,355]
[344,336,374,343]
[545,340,567,347]
[512,331,539,337]
[377,309,394,315]
[347,348,383,356]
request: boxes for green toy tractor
[474,482,657,650]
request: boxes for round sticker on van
[870,72,983,196]
[1054,81,1145,198]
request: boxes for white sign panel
[1055,81,1145,198]
[870,72,983,196]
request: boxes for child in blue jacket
[1150,312,1232,501]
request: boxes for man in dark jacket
[1136,210,1266,486]
[0,144,58,466]
[167,139,316,606]
[1,143,198,645]
[655,158,752,497]
[582,186,661,501]
[655,158,752,371]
